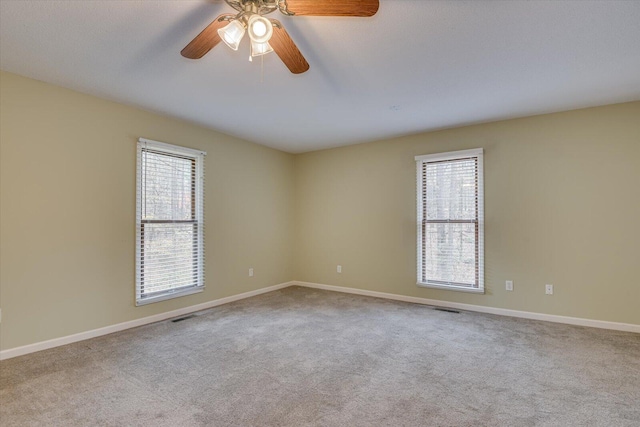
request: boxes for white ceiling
[1,1,639,153]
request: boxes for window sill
[136,286,204,306]
[417,282,485,294]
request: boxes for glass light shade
[247,15,273,44]
[217,20,245,51]
[251,40,273,57]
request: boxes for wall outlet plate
[337,265,342,273]
[249,268,254,277]
[545,284,553,295]
[506,280,513,291]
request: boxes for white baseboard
[293,281,640,334]
[0,282,294,361]
[3,279,637,360]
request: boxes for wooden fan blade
[284,0,379,17]
[270,24,310,74]
[181,14,234,59]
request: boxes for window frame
[415,148,484,293]
[135,138,206,306]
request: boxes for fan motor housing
[226,0,279,16]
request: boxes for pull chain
[249,49,265,83]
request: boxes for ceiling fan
[180,0,379,74]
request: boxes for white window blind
[136,138,205,305]
[415,148,484,293]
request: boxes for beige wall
[0,72,295,350]
[1,71,638,353]
[294,102,640,325]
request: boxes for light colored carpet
[1,286,639,426]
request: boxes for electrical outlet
[248,268,254,277]
[337,265,342,273]
[545,284,553,295]
[505,280,513,291]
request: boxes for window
[136,138,205,305]
[415,148,484,293]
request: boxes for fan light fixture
[251,40,273,57]
[248,15,273,44]
[218,13,274,60]
[218,20,246,51]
